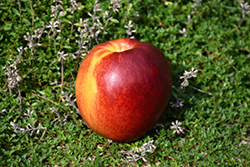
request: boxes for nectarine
[75,38,172,142]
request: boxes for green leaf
[37,90,46,96]
[74,23,84,27]
[111,19,119,23]
[127,3,133,13]
[12,8,20,16]
[3,25,11,31]
[63,19,72,24]
[22,18,31,25]
[164,2,173,6]
[66,38,70,43]
[63,45,73,49]
[78,5,85,9]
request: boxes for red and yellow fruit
[76,38,172,142]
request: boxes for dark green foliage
[1,0,250,166]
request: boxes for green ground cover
[1,0,250,166]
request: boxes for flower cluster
[3,48,23,93]
[67,0,81,14]
[179,0,202,36]
[85,0,103,44]
[23,25,45,56]
[61,91,79,114]
[124,20,136,38]
[238,2,250,20]
[50,107,68,126]
[3,65,22,90]
[170,68,198,109]
[101,0,122,41]
[47,0,64,52]
[74,0,111,62]
[191,0,202,9]
[119,140,156,162]
[233,2,250,31]
[10,109,47,140]
[109,0,122,13]
[180,67,198,88]
[75,19,89,58]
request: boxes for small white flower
[102,11,109,18]
[179,28,187,37]
[170,120,185,134]
[170,100,184,108]
[58,51,68,61]
[17,46,23,53]
[107,139,113,144]
[47,21,59,29]
[46,21,61,35]
[135,11,140,17]
[239,2,250,15]
[188,15,192,24]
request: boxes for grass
[1,0,250,166]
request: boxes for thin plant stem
[61,60,64,94]
[27,2,37,82]
[125,0,129,21]
[101,11,114,42]
[172,86,184,112]
[234,11,245,32]
[176,87,183,102]
[211,38,238,72]
[34,114,61,146]
[188,85,213,96]
[18,0,22,24]
[234,19,244,32]
[28,92,82,131]
[53,37,57,53]
[58,38,64,53]
[92,4,99,45]
[31,48,36,81]
[45,59,59,74]
[28,0,37,81]
[28,0,34,31]
[68,11,76,43]
[32,60,36,81]
[18,88,22,112]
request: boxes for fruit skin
[75,38,172,142]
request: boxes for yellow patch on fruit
[83,49,112,115]
[107,40,134,52]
